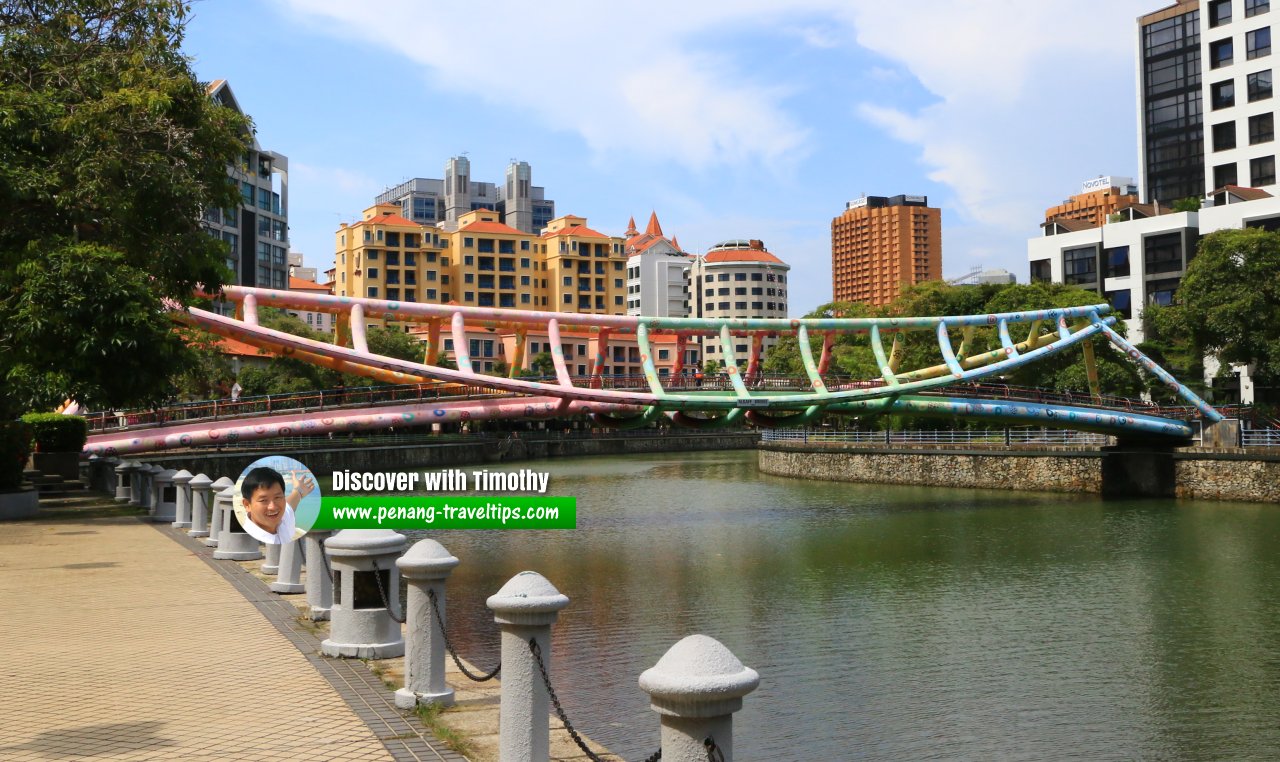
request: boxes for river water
[392,450,1280,761]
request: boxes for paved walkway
[0,514,456,761]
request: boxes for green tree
[171,328,236,400]
[530,352,556,377]
[1160,227,1280,387]
[238,309,339,395]
[0,0,251,417]
[365,326,424,364]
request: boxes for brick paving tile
[0,516,423,761]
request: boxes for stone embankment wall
[152,432,758,477]
[759,444,1104,493]
[1174,449,1280,502]
[760,442,1280,503]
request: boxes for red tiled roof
[1216,184,1273,200]
[645,211,663,237]
[460,219,525,235]
[351,213,421,228]
[289,277,331,292]
[703,249,784,264]
[1041,217,1097,232]
[542,225,610,239]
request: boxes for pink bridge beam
[85,396,643,457]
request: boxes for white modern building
[692,240,790,365]
[374,157,556,234]
[624,212,691,317]
[1138,0,1279,204]
[202,80,290,289]
[1029,185,1280,402]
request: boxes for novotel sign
[1080,176,1133,194]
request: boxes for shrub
[0,422,32,489]
[20,412,88,452]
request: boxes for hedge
[0,422,32,490]
[20,413,88,453]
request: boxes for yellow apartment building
[441,209,545,310]
[541,215,627,315]
[334,204,448,329]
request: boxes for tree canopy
[0,0,250,417]
[1155,228,1280,386]
[763,282,1144,398]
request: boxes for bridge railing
[1241,427,1280,447]
[82,374,1196,437]
[81,382,508,432]
[760,428,1115,447]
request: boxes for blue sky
[184,0,1154,314]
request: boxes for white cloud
[272,0,1159,280]
[843,0,1154,274]
[274,0,816,170]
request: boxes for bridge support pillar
[1101,445,1175,498]
[1202,419,1241,449]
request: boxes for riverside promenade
[0,507,459,761]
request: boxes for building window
[1248,0,1271,17]
[1105,289,1133,319]
[1211,38,1234,68]
[1249,70,1274,102]
[1104,246,1130,278]
[1249,27,1273,59]
[1210,0,1232,26]
[1215,162,1239,187]
[1212,80,1236,109]
[1147,278,1181,306]
[368,287,378,298]
[1063,245,1097,285]
[1251,112,1275,143]
[1144,233,1184,275]
[1213,121,1237,151]
[367,267,379,279]
[1252,154,1277,185]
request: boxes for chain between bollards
[426,588,501,682]
[371,560,408,624]
[529,638,666,762]
[703,738,724,762]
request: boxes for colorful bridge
[85,287,1222,456]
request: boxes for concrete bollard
[305,530,334,620]
[150,468,177,523]
[321,530,406,658]
[262,542,281,575]
[114,461,135,503]
[487,571,570,762]
[212,484,263,561]
[395,539,460,709]
[188,474,214,538]
[171,469,194,528]
[269,539,305,594]
[204,477,234,547]
[638,635,759,762]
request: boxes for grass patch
[415,702,474,758]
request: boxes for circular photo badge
[233,455,321,544]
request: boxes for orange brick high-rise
[831,194,941,307]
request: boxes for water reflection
[366,451,1280,760]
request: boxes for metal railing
[1241,428,1280,447]
[760,428,1114,447]
[83,375,1196,436]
